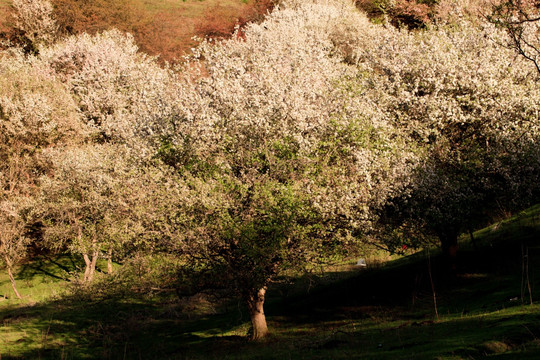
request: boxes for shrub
[3,0,58,53]
[356,0,436,28]
[434,0,497,23]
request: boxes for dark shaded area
[355,0,438,29]
[1,213,540,359]
[278,220,540,320]
[16,255,80,281]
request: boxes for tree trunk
[440,232,458,273]
[4,255,22,299]
[107,247,113,274]
[83,236,99,283]
[247,287,269,340]
[88,251,98,283]
[80,227,92,283]
[82,251,99,282]
[468,228,477,250]
[83,253,91,282]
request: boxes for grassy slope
[1,206,540,359]
[0,206,540,359]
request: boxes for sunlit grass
[140,0,250,13]
[0,204,539,359]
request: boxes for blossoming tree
[353,9,540,262]
[0,48,82,297]
[154,0,415,339]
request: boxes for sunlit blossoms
[0,0,538,340]
[11,0,58,47]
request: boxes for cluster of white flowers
[11,0,58,46]
[0,49,82,145]
[39,29,180,160]
[355,18,539,138]
[2,0,539,291]
[186,0,362,148]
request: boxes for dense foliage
[355,14,540,261]
[1,0,539,338]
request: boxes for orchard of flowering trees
[1,0,539,338]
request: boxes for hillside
[0,0,10,33]
[1,206,540,359]
[0,0,273,61]
[1,0,539,357]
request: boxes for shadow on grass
[16,255,79,281]
[0,254,246,359]
[1,210,540,359]
[1,263,540,360]
[252,305,540,360]
[3,300,540,359]
[0,291,247,360]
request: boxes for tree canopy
[1,0,539,339]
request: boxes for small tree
[40,144,143,282]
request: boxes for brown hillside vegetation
[0,0,275,62]
[0,0,494,61]
[0,0,10,33]
[355,0,496,28]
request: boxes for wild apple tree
[154,0,415,339]
[353,13,540,262]
[36,29,182,281]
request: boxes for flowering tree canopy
[149,0,416,339]
[1,0,539,340]
[353,10,540,262]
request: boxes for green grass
[0,256,73,305]
[1,205,540,359]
